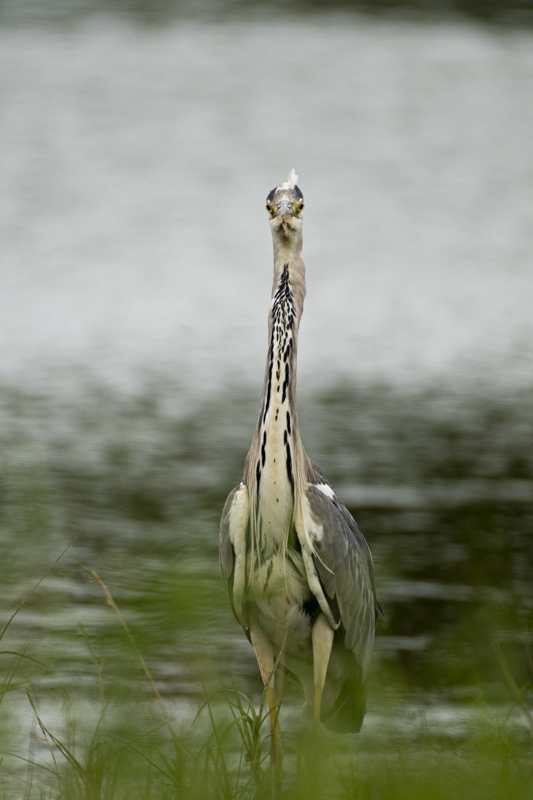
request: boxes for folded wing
[303,483,379,681]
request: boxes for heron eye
[297,202,304,213]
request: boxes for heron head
[266,169,304,235]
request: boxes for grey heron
[220,171,381,759]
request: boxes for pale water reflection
[0,15,532,397]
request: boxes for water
[2,383,532,700]
[0,10,533,787]
[1,15,533,396]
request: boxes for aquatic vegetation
[1,383,532,797]
[0,551,532,799]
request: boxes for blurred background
[1,0,533,795]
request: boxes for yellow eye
[266,203,275,213]
[297,202,304,213]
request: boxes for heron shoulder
[220,483,249,628]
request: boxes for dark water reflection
[1,380,532,717]
[2,0,532,25]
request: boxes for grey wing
[219,482,249,629]
[305,483,379,681]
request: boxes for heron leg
[311,613,334,729]
[249,623,283,771]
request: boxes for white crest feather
[281,168,298,189]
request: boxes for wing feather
[304,484,379,680]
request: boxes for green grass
[1,561,532,800]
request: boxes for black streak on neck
[262,264,294,424]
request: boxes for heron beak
[276,199,293,223]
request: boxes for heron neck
[268,230,305,332]
[244,229,307,509]
[264,230,306,446]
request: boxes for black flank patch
[302,595,319,620]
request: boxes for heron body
[220,172,380,744]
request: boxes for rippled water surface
[1,11,532,790]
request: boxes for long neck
[244,227,308,536]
